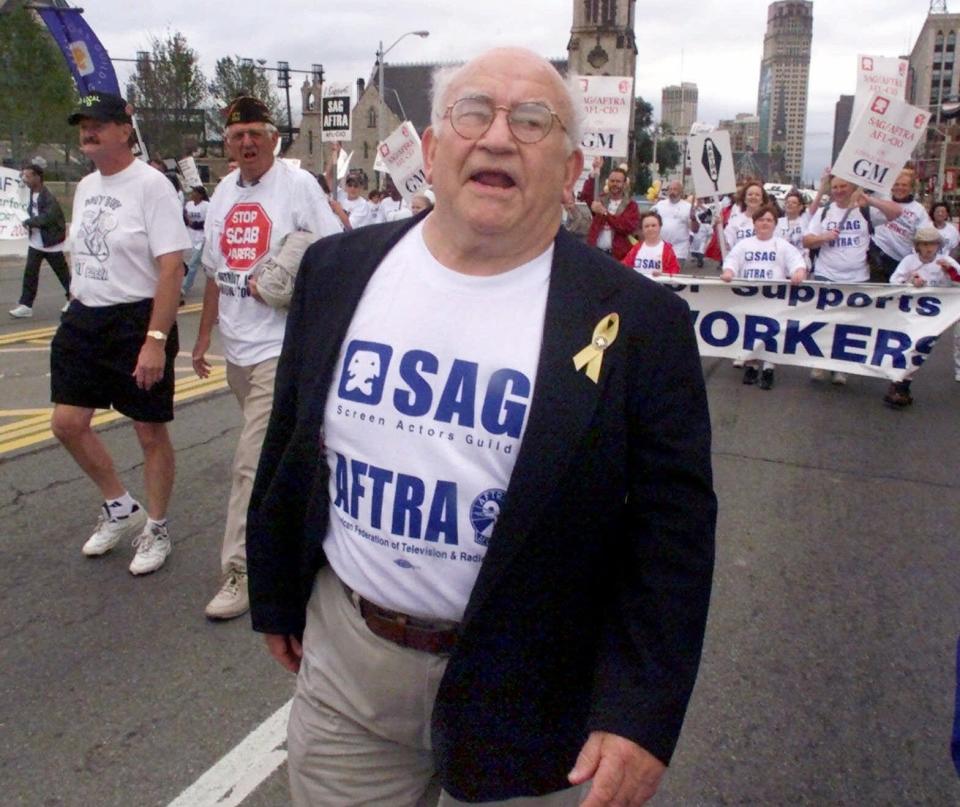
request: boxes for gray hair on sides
[429,53,583,153]
[222,122,280,139]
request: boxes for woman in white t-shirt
[930,201,960,257]
[870,168,931,280]
[620,211,680,277]
[776,180,828,268]
[724,181,770,250]
[181,186,209,300]
[721,204,807,390]
[884,227,960,407]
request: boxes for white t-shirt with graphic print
[68,158,190,306]
[322,222,550,621]
[722,236,806,281]
[203,160,343,366]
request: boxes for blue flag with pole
[36,4,119,96]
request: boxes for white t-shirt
[338,193,377,229]
[653,198,693,258]
[27,191,64,253]
[889,253,960,287]
[69,158,191,306]
[872,200,931,261]
[183,199,209,248]
[322,222,550,621]
[936,221,960,256]
[805,205,870,283]
[724,210,755,249]
[203,160,343,366]
[629,241,669,277]
[722,236,806,281]
[776,212,811,267]
[596,198,621,251]
[380,196,410,222]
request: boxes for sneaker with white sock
[82,503,147,557]
[9,304,33,318]
[129,522,171,575]
[205,568,249,620]
[831,371,847,385]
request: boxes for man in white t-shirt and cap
[50,92,191,575]
[653,180,700,266]
[191,96,343,620]
[247,47,716,807]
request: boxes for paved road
[1,255,958,805]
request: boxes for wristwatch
[146,330,167,342]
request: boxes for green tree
[0,8,76,166]
[208,57,286,130]
[127,30,207,158]
[631,97,682,193]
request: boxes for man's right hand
[265,633,303,674]
[192,333,211,379]
[591,155,603,173]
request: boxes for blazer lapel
[462,230,620,625]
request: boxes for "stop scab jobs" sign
[220,202,273,271]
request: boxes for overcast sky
[79,0,936,183]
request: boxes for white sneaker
[129,522,171,575]
[205,568,249,620]
[61,301,71,313]
[732,359,744,368]
[810,368,829,382]
[954,372,960,382]
[82,503,147,556]
[831,371,847,386]
[9,304,32,318]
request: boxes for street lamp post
[377,30,429,187]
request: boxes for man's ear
[422,126,437,184]
[562,148,585,205]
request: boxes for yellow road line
[0,302,204,347]
[0,369,228,456]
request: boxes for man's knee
[133,421,171,453]
[50,406,93,443]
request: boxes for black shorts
[51,299,179,423]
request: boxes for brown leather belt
[343,582,459,655]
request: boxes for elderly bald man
[653,179,700,266]
[247,46,716,807]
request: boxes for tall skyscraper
[831,95,854,164]
[756,1,813,183]
[661,83,698,135]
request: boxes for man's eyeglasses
[444,97,567,144]
[225,129,269,145]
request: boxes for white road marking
[166,699,292,807]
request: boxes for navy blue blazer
[247,217,717,801]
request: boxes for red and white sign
[575,74,634,158]
[833,92,930,194]
[853,54,908,129]
[220,202,272,271]
[378,121,427,202]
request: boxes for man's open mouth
[471,170,516,189]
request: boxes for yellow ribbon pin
[572,313,620,383]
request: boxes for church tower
[567,0,637,78]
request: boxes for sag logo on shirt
[337,339,531,438]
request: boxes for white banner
[177,156,202,189]
[377,121,427,202]
[689,130,737,198]
[661,277,960,382]
[853,54,908,129]
[575,75,633,157]
[321,83,352,142]
[0,167,29,242]
[833,93,930,194]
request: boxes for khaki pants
[288,567,585,806]
[221,357,278,573]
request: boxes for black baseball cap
[68,92,133,125]
[224,96,274,127]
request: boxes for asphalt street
[0,254,958,806]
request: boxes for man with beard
[579,157,639,260]
[653,180,700,267]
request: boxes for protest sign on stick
[852,54,908,130]
[689,130,736,199]
[833,93,930,194]
[574,75,633,157]
[321,83,352,142]
[377,122,427,202]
